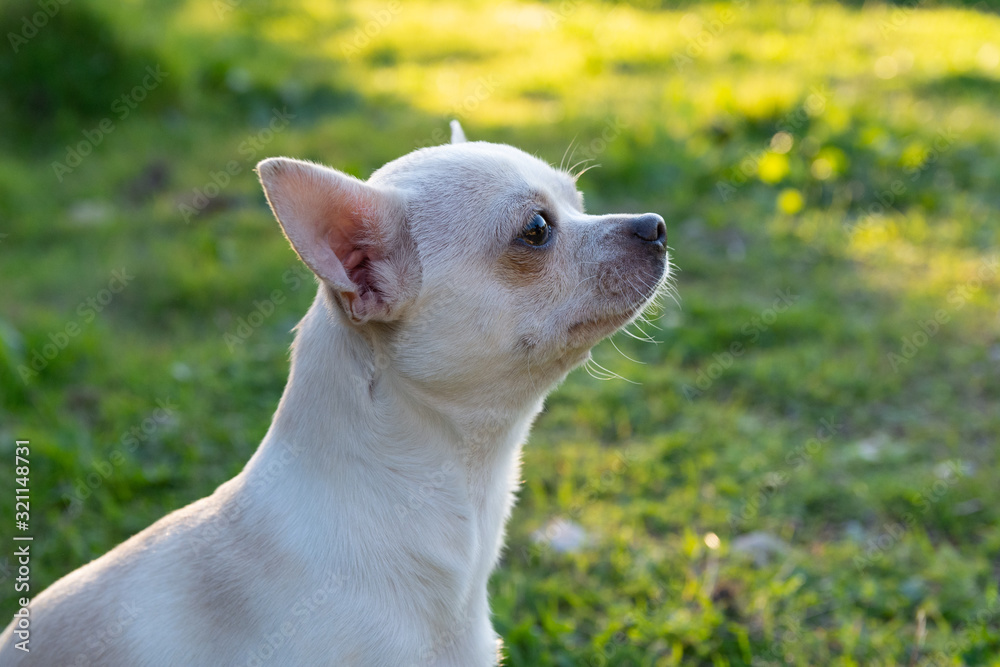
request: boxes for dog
[0,121,669,665]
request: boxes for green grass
[2,0,1000,664]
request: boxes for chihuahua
[1,121,669,665]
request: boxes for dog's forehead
[372,142,579,207]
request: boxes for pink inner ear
[326,212,380,294]
[341,248,376,297]
[307,240,355,293]
[342,248,366,273]
[276,167,371,293]
[259,157,408,322]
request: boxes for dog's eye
[519,213,551,247]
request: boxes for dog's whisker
[583,357,619,381]
[620,326,656,343]
[569,158,598,181]
[639,313,663,333]
[635,308,663,334]
[609,336,644,365]
[588,357,639,384]
[582,358,610,380]
[573,162,602,180]
[560,135,579,173]
[623,320,657,343]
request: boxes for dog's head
[257,123,669,408]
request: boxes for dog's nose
[629,213,667,248]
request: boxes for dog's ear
[256,157,419,325]
[450,120,467,144]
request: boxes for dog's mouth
[567,311,631,338]
[565,307,645,346]
[568,260,670,343]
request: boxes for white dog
[1,121,669,665]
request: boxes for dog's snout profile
[628,213,667,248]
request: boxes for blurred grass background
[1,0,1000,664]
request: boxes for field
[2,0,1000,664]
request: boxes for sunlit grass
[3,0,1000,663]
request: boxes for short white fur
[0,123,670,666]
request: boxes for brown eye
[519,213,551,247]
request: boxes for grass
[2,0,1000,664]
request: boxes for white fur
[0,124,670,666]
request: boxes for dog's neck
[243,286,542,507]
[234,286,542,639]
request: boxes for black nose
[629,213,667,247]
